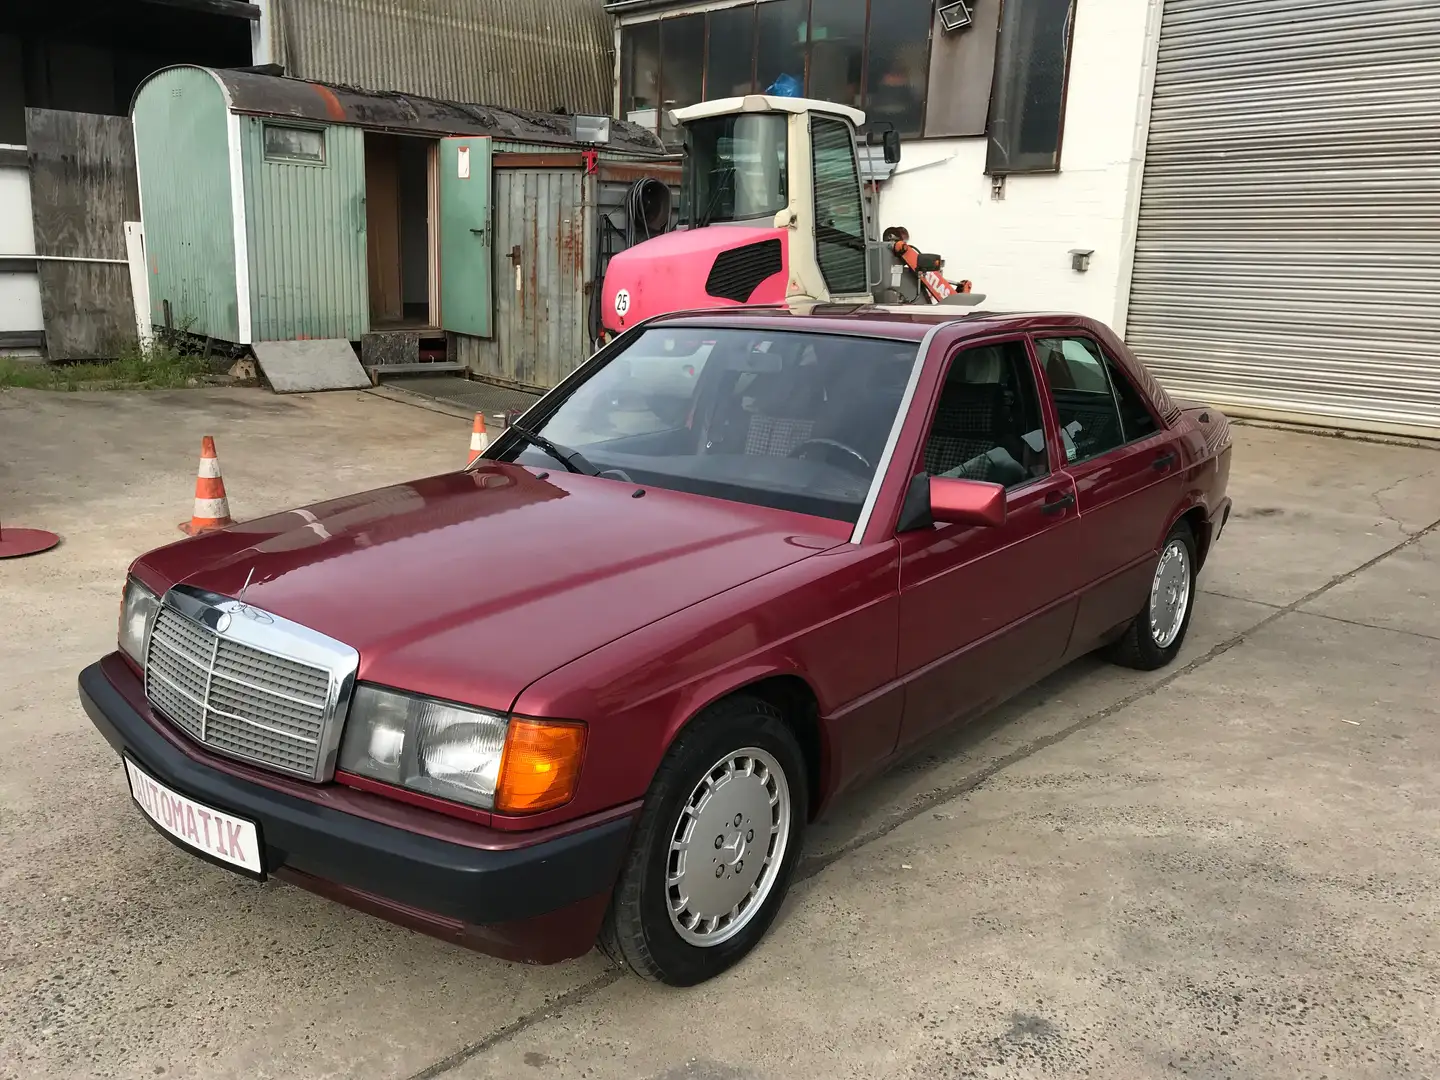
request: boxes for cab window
[921,341,1049,489]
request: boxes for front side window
[1034,336,1128,464]
[922,341,1049,489]
[501,326,919,524]
[683,113,789,226]
[811,116,868,295]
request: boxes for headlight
[119,577,161,665]
[338,685,585,814]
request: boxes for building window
[620,0,935,146]
[808,0,868,109]
[986,0,1077,174]
[621,19,661,133]
[263,124,325,164]
[864,0,932,137]
[660,13,706,144]
[756,0,809,97]
[811,115,869,295]
[706,5,756,98]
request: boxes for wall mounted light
[572,114,612,145]
[1069,249,1094,273]
[938,1,975,32]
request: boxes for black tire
[599,695,808,986]
[1106,520,1198,671]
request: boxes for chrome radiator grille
[145,604,337,779]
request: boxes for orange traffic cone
[179,436,234,535]
[468,413,489,465]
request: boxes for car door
[895,338,1086,748]
[1032,332,1189,654]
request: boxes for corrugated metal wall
[457,168,591,389]
[1127,0,1440,437]
[273,0,614,115]
[132,67,239,342]
[239,115,369,341]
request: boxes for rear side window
[1035,335,1159,463]
[810,116,868,296]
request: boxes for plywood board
[253,339,370,393]
[25,108,141,359]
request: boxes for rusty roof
[138,66,666,156]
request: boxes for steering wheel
[787,438,873,475]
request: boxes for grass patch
[0,340,216,391]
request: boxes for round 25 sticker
[614,289,632,317]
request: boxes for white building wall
[879,0,1164,333]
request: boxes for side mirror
[883,130,902,165]
[929,477,1006,528]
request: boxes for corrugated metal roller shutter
[1127,0,1440,437]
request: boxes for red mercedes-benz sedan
[80,306,1232,986]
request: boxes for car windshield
[500,326,919,524]
[682,114,789,226]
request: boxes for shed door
[1125,0,1440,438]
[438,136,493,338]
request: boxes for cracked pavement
[2,391,1437,1080]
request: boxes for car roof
[654,304,1092,343]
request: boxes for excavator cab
[601,95,975,335]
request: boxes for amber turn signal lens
[494,718,586,815]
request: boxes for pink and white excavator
[600,95,980,336]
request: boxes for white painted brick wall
[879,0,1162,332]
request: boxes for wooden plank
[598,162,682,185]
[0,148,27,168]
[493,153,587,170]
[26,109,141,360]
[364,134,403,323]
[137,0,261,19]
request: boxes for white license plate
[124,757,263,875]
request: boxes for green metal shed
[130,65,669,382]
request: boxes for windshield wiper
[506,425,599,476]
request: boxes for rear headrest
[964,347,1005,384]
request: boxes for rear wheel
[599,695,807,985]
[1106,521,1197,671]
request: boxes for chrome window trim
[151,585,360,781]
[848,320,954,544]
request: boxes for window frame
[262,122,327,167]
[984,0,1079,175]
[911,334,1055,495]
[1032,332,1163,466]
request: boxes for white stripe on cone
[471,432,490,452]
[197,456,223,479]
[192,497,230,519]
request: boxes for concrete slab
[1204,424,1440,607]
[1301,531,1440,642]
[453,611,1440,1080]
[2,395,1437,1080]
[253,339,370,393]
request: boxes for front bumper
[79,656,634,963]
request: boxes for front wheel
[599,696,807,985]
[1106,521,1198,671]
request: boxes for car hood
[136,464,846,711]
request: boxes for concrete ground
[1,386,1437,1080]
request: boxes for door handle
[1042,491,1076,515]
[1153,450,1179,471]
